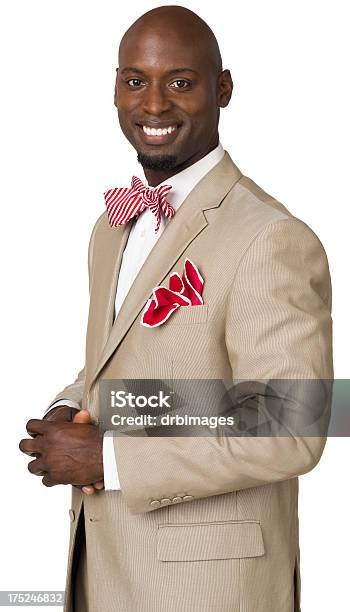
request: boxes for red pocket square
[141,258,204,328]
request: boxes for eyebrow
[120,67,198,76]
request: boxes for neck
[143,138,219,187]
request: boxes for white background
[1,1,349,610]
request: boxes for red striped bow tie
[104,176,175,233]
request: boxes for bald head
[115,5,233,185]
[119,5,222,77]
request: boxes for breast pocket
[168,304,209,326]
[137,304,210,380]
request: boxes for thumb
[72,409,91,424]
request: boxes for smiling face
[114,8,232,184]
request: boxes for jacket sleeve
[44,212,103,414]
[113,217,334,514]
[44,366,86,413]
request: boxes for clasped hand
[19,408,104,492]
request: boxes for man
[19,5,333,611]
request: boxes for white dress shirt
[46,142,225,490]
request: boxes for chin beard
[137,152,177,171]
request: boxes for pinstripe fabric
[156,520,265,560]
[52,152,333,611]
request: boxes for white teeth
[142,125,177,136]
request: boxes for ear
[217,69,233,108]
[114,67,119,108]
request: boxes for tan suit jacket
[51,152,333,611]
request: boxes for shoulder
[87,211,107,261]
[221,164,328,259]
[226,176,332,307]
[225,170,293,225]
[88,208,121,249]
[90,210,110,239]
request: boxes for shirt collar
[143,142,225,211]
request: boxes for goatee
[137,152,177,171]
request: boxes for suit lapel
[84,221,132,387]
[88,152,242,389]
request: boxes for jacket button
[172,497,182,503]
[160,498,171,506]
[150,500,161,509]
[69,509,75,522]
[183,495,194,502]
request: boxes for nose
[142,82,172,116]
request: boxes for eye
[169,79,190,89]
[126,78,145,88]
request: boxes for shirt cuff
[103,431,121,490]
[43,399,81,417]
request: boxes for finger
[73,410,92,424]
[93,480,105,490]
[19,438,41,456]
[26,419,47,437]
[81,485,95,495]
[73,484,96,494]
[28,458,46,476]
[42,474,55,487]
